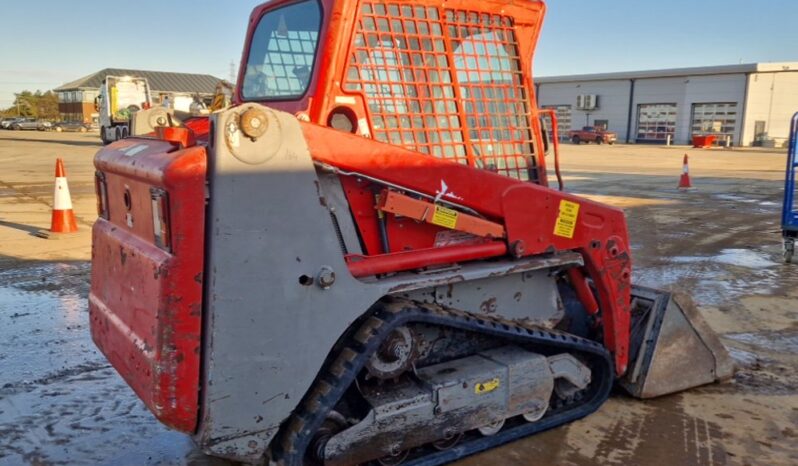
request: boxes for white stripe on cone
[53,177,73,210]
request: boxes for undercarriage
[275,299,614,466]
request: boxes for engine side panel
[399,269,563,327]
[90,140,206,432]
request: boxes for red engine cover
[89,138,206,432]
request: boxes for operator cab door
[239,0,326,115]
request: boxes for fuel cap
[239,107,268,140]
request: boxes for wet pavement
[459,152,798,466]
[1,135,797,465]
[0,262,198,465]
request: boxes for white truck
[96,75,152,145]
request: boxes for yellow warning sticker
[553,200,580,239]
[431,205,459,229]
[475,378,500,395]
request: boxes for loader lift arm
[302,123,632,375]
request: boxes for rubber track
[274,298,614,466]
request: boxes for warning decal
[475,378,500,395]
[431,205,459,229]
[554,200,580,239]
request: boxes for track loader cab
[89,0,734,464]
[239,0,551,183]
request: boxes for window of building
[594,119,609,131]
[690,102,737,146]
[636,103,677,143]
[753,120,766,147]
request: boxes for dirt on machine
[88,0,734,464]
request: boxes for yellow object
[431,205,458,229]
[554,200,580,239]
[474,378,500,395]
[210,80,234,112]
[110,85,118,115]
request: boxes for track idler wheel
[309,412,348,465]
[432,430,464,451]
[477,419,505,436]
[365,326,417,379]
[377,448,409,466]
[522,401,549,423]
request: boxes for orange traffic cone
[49,158,79,234]
[678,154,693,189]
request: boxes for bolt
[317,266,336,289]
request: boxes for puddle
[670,248,777,269]
[0,261,218,465]
[726,331,798,354]
[0,262,94,384]
[726,347,760,368]
[711,194,781,210]
[634,248,794,306]
[713,193,759,203]
[712,248,778,268]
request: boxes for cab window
[242,0,322,100]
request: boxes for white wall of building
[537,80,631,140]
[682,74,746,145]
[743,72,798,147]
[537,65,797,147]
[631,77,688,144]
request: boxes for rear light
[95,171,109,219]
[150,188,171,252]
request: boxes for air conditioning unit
[576,94,598,111]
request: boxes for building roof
[54,68,222,94]
[537,62,798,84]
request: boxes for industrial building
[536,62,798,147]
[53,68,222,124]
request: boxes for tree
[2,90,59,120]
[36,91,59,120]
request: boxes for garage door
[636,103,677,143]
[543,105,572,141]
[691,103,738,146]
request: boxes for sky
[1,0,797,109]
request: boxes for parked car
[9,118,52,131]
[1,117,21,129]
[53,121,91,133]
[568,126,617,145]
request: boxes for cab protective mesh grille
[343,2,536,180]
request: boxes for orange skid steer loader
[89,0,733,464]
